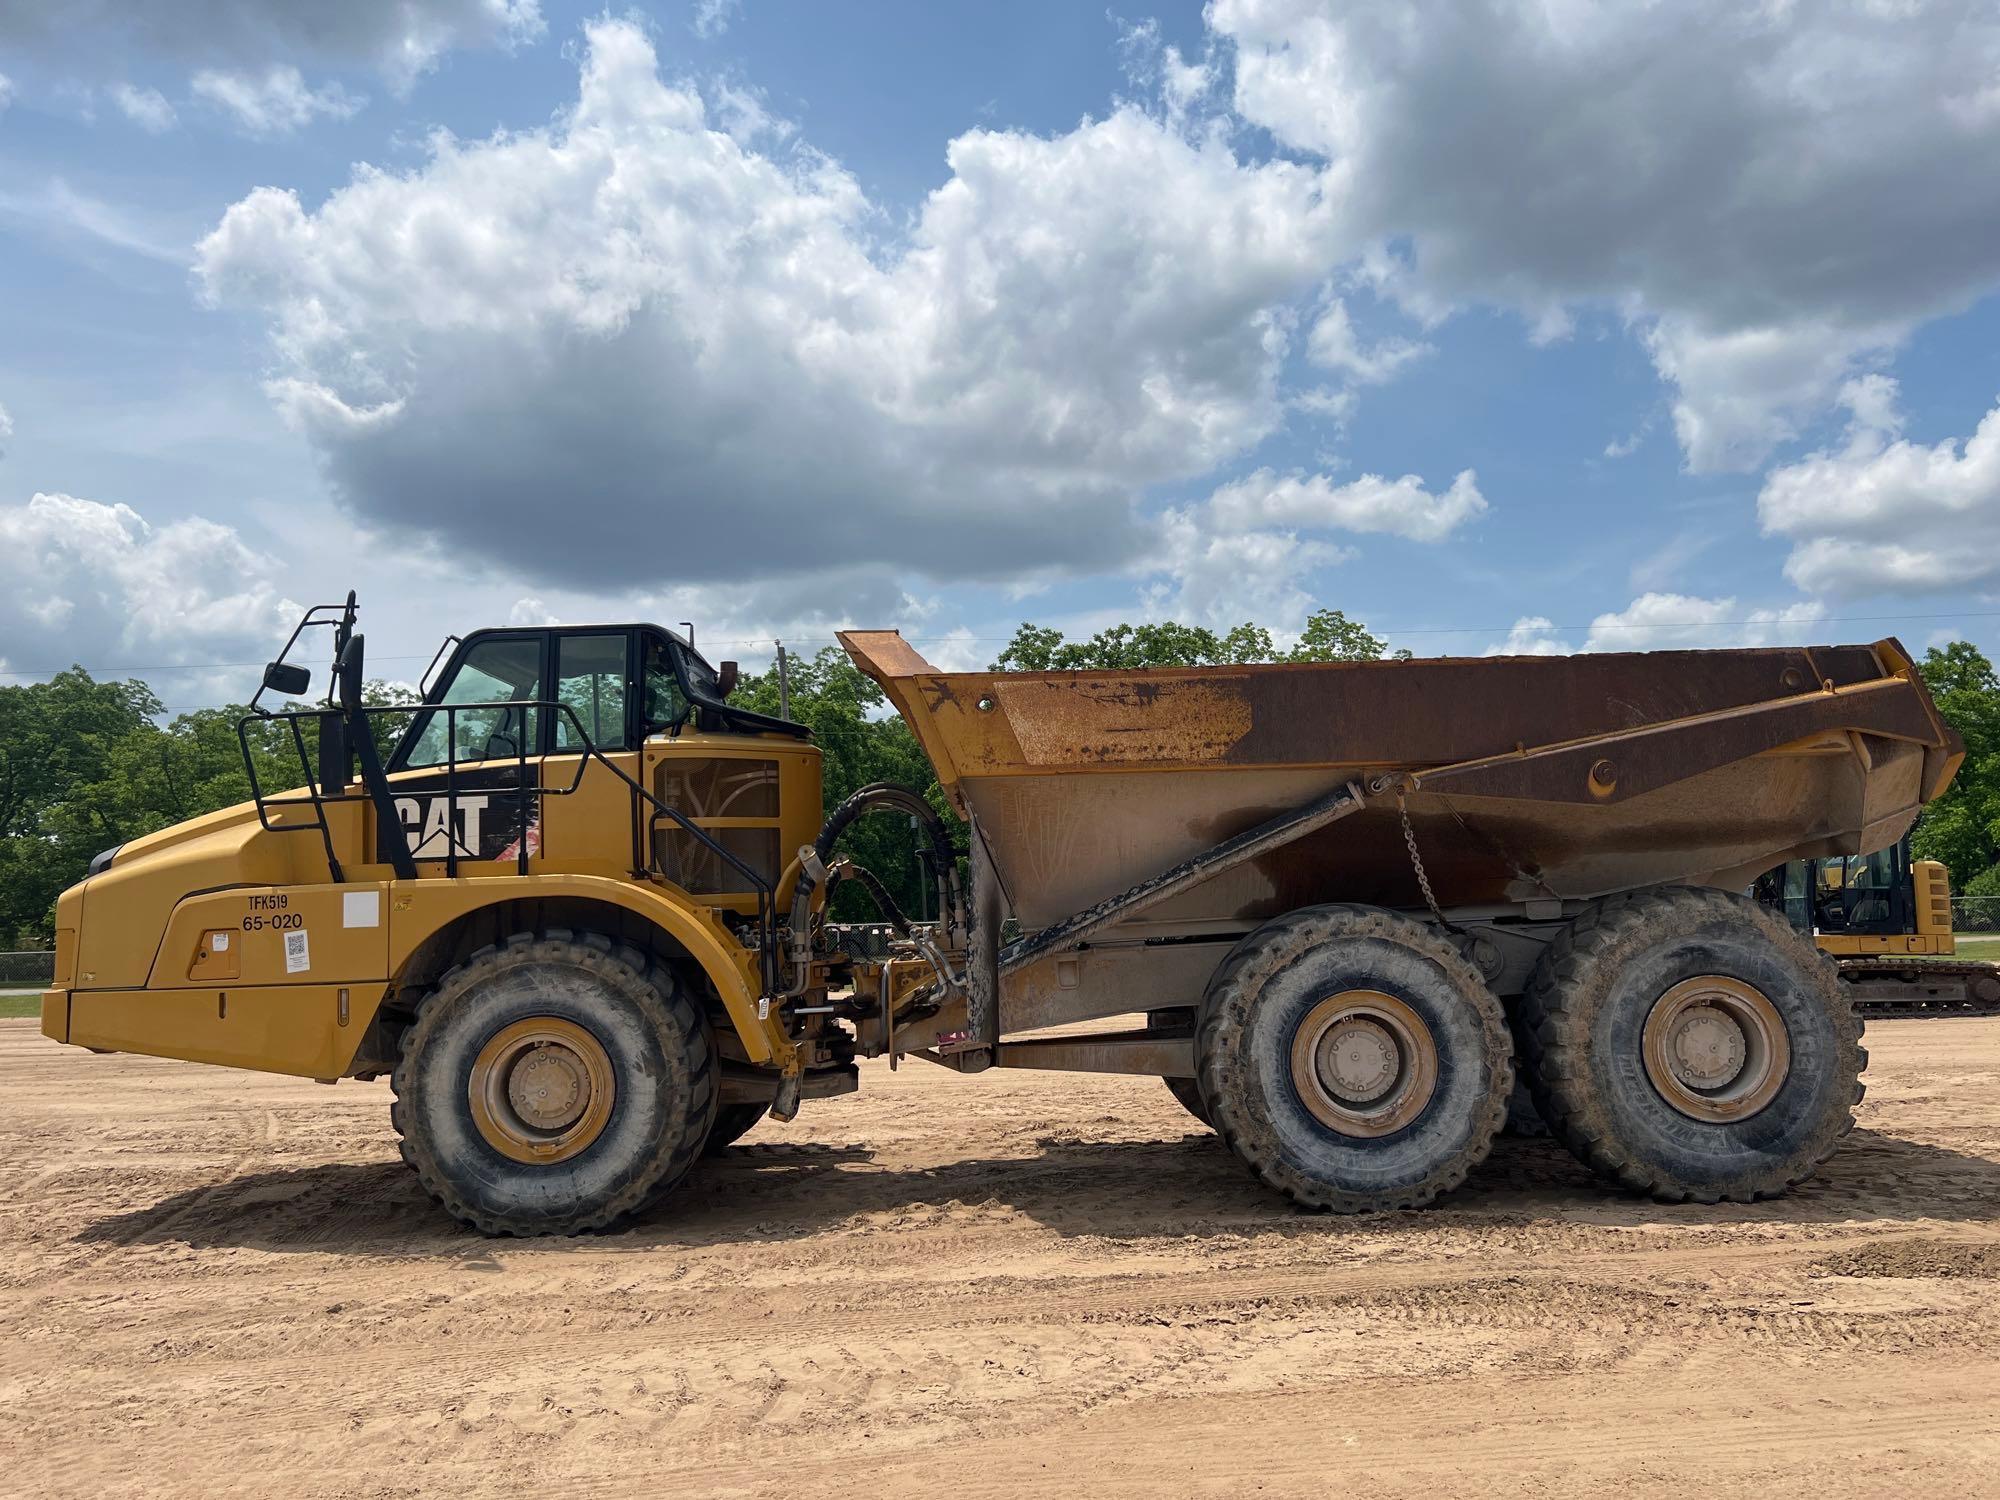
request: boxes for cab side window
[403,637,543,768]
[643,637,688,733]
[554,633,631,751]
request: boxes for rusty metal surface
[840,632,1964,930]
[999,942,1229,1035]
[993,1030,1195,1077]
[997,780,1364,973]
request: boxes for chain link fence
[1952,897,2000,934]
[0,951,54,987]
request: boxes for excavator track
[1840,959,2000,1018]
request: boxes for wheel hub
[469,1017,617,1164]
[507,1045,589,1130]
[1641,976,1790,1122]
[1319,1018,1401,1102]
[1290,990,1438,1137]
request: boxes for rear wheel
[1196,905,1510,1212]
[1518,888,1863,1202]
[1148,1008,1211,1128]
[391,929,716,1235]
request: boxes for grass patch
[0,993,45,1019]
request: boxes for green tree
[0,669,162,945]
[992,608,1394,670]
[0,675,423,946]
[730,647,951,923]
[1913,642,2000,892]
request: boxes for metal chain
[1398,789,1455,931]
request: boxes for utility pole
[776,641,791,720]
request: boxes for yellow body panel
[1817,931,1955,957]
[47,724,818,1079]
[66,983,386,1078]
[155,883,390,987]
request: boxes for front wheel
[391,928,716,1235]
[705,1101,768,1154]
[1517,888,1863,1202]
[1196,905,1510,1212]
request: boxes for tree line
[2,614,1996,945]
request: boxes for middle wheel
[1196,904,1511,1212]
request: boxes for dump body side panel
[842,632,1962,930]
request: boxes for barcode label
[284,930,310,974]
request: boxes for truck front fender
[386,874,789,1067]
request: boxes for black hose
[840,863,914,937]
[814,781,953,865]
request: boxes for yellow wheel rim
[1289,989,1439,1138]
[468,1016,616,1164]
[1641,975,1791,1122]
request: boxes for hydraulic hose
[838,863,914,938]
[814,782,953,867]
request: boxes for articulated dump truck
[40,597,1962,1234]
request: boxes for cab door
[541,630,645,876]
[383,632,547,870]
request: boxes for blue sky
[2,1,1998,712]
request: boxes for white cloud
[192,66,363,135]
[692,0,741,40]
[1210,0,2000,471]
[0,72,13,110]
[0,2,542,94]
[1486,616,1573,656]
[0,401,12,453]
[1137,461,1477,628]
[197,19,1340,590]
[1486,594,1827,657]
[1305,296,1430,385]
[110,82,177,132]
[0,178,189,262]
[1114,17,1218,120]
[1206,466,1486,543]
[712,79,791,146]
[1578,593,1825,653]
[1642,317,1903,474]
[508,596,560,626]
[0,494,297,685]
[1145,504,1355,630]
[1759,377,2000,595]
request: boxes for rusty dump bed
[840,633,1963,930]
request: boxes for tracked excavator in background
[1754,837,2000,1017]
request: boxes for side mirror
[716,660,739,699]
[263,661,311,697]
[336,633,366,713]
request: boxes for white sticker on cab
[284,929,310,974]
[342,891,381,929]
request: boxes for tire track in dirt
[5,1018,2000,1499]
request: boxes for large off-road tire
[705,1102,768,1154]
[1517,887,1864,1203]
[391,928,716,1235]
[1501,1004,1551,1137]
[1148,1008,1212,1128]
[1195,904,1511,1212]
[1502,1075,1551,1138]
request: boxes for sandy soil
[3,1017,1999,1499]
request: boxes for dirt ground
[3,1017,1999,1499]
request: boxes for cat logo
[394,794,490,859]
